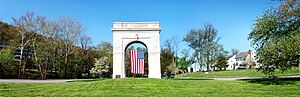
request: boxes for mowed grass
[176,67,300,78]
[0,78,300,97]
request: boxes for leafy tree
[94,41,113,77]
[248,0,300,75]
[0,49,14,78]
[8,12,92,79]
[160,37,181,76]
[0,21,18,45]
[160,47,175,77]
[90,57,110,78]
[75,35,94,78]
[176,49,193,73]
[96,41,113,59]
[214,55,228,70]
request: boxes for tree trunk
[33,41,45,79]
[0,63,3,78]
[64,50,68,79]
[18,46,24,78]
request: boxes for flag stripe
[130,50,144,74]
[130,50,132,73]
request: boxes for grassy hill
[176,67,300,78]
[0,78,300,97]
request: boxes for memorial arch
[112,22,161,79]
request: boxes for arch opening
[124,41,148,77]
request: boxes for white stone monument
[112,22,161,79]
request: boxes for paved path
[178,76,300,81]
[0,79,94,83]
[212,76,300,81]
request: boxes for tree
[96,41,113,59]
[80,35,91,52]
[163,37,179,74]
[94,41,113,77]
[183,24,224,71]
[75,35,93,78]
[214,55,228,70]
[183,28,205,71]
[0,21,18,45]
[90,57,110,78]
[30,16,55,79]
[160,47,175,77]
[57,17,83,78]
[12,12,38,78]
[0,49,14,78]
[177,49,193,73]
[160,37,181,76]
[248,0,300,75]
[1,12,95,79]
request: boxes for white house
[188,50,260,72]
[187,63,201,72]
[226,55,236,70]
[226,50,259,70]
[188,63,215,72]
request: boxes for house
[187,63,201,72]
[226,55,236,70]
[226,50,258,70]
[188,62,215,72]
[187,50,260,72]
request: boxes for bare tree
[184,24,223,71]
[163,36,180,74]
[12,12,38,78]
[57,17,82,78]
[80,35,91,52]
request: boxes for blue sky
[0,0,277,53]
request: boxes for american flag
[130,50,145,74]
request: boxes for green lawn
[1,68,299,96]
[176,67,300,78]
[0,78,300,97]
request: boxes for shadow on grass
[243,77,300,85]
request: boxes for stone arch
[124,41,148,51]
[112,22,161,79]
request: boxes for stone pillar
[148,52,161,78]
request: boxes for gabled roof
[236,52,248,59]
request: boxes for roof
[236,52,248,59]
